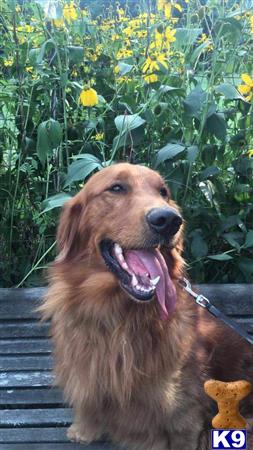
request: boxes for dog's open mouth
[100,239,177,319]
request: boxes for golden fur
[41,163,253,450]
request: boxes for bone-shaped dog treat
[204,379,252,429]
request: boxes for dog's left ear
[56,199,83,262]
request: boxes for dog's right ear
[56,200,83,261]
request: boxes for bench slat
[0,371,53,388]
[2,444,120,450]
[0,286,253,318]
[0,356,53,371]
[0,322,49,339]
[0,339,51,355]
[0,407,72,427]
[0,426,68,443]
[0,388,63,406]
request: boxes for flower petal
[238,85,251,94]
[241,73,253,86]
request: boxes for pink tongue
[124,249,176,320]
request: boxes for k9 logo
[211,430,247,449]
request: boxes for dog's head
[56,163,184,318]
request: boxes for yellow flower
[25,66,33,73]
[143,53,169,72]
[17,24,34,33]
[174,3,183,12]
[112,33,120,41]
[143,73,158,84]
[156,53,168,69]
[250,15,253,34]
[142,57,159,73]
[93,132,104,141]
[116,48,133,59]
[136,30,147,38]
[117,76,130,83]
[79,87,98,107]
[157,0,166,11]
[238,73,253,102]
[53,18,64,28]
[4,58,14,67]
[63,2,77,22]
[123,27,134,37]
[164,3,172,19]
[198,33,208,44]
[165,27,176,43]
[248,149,253,157]
[114,65,120,74]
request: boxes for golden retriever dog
[42,163,253,450]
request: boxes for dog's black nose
[146,208,182,235]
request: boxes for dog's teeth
[131,274,138,287]
[114,243,123,256]
[121,261,129,270]
[136,284,142,291]
[150,276,160,286]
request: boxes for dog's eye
[108,183,126,193]
[160,187,168,198]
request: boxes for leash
[178,278,253,346]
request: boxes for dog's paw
[67,424,91,443]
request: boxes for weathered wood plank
[0,371,53,388]
[0,356,53,371]
[0,322,49,339]
[0,388,63,406]
[0,339,51,355]
[197,285,253,315]
[0,407,72,427]
[2,444,121,450]
[234,317,253,333]
[1,286,253,317]
[0,427,68,443]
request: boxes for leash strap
[178,278,253,346]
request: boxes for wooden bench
[0,286,252,449]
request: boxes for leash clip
[178,277,253,346]
[178,277,210,309]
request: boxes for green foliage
[0,0,253,286]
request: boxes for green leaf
[36,39,54,64]
[222,233,242,251]
[239,257,253,281]
[175,28,202,48]
[201,144,216,166]
[208,254,233,261]
[114,114,146,134]
[215,83,243,100]
[243,230,253,249]
[41,193,72,213]
[184,86,207,119]
[67,46,84,64]
[190,40,211,64]
[200,166,220,180]
[187,145,198,162]
[159,85,183,94]
[205,113,227,141]
[154,143,186,168]
[36,119,62,164]
[233,157,253,177]
[191,230,208,259]
[118,62,133,75]
[64,154,102,187]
